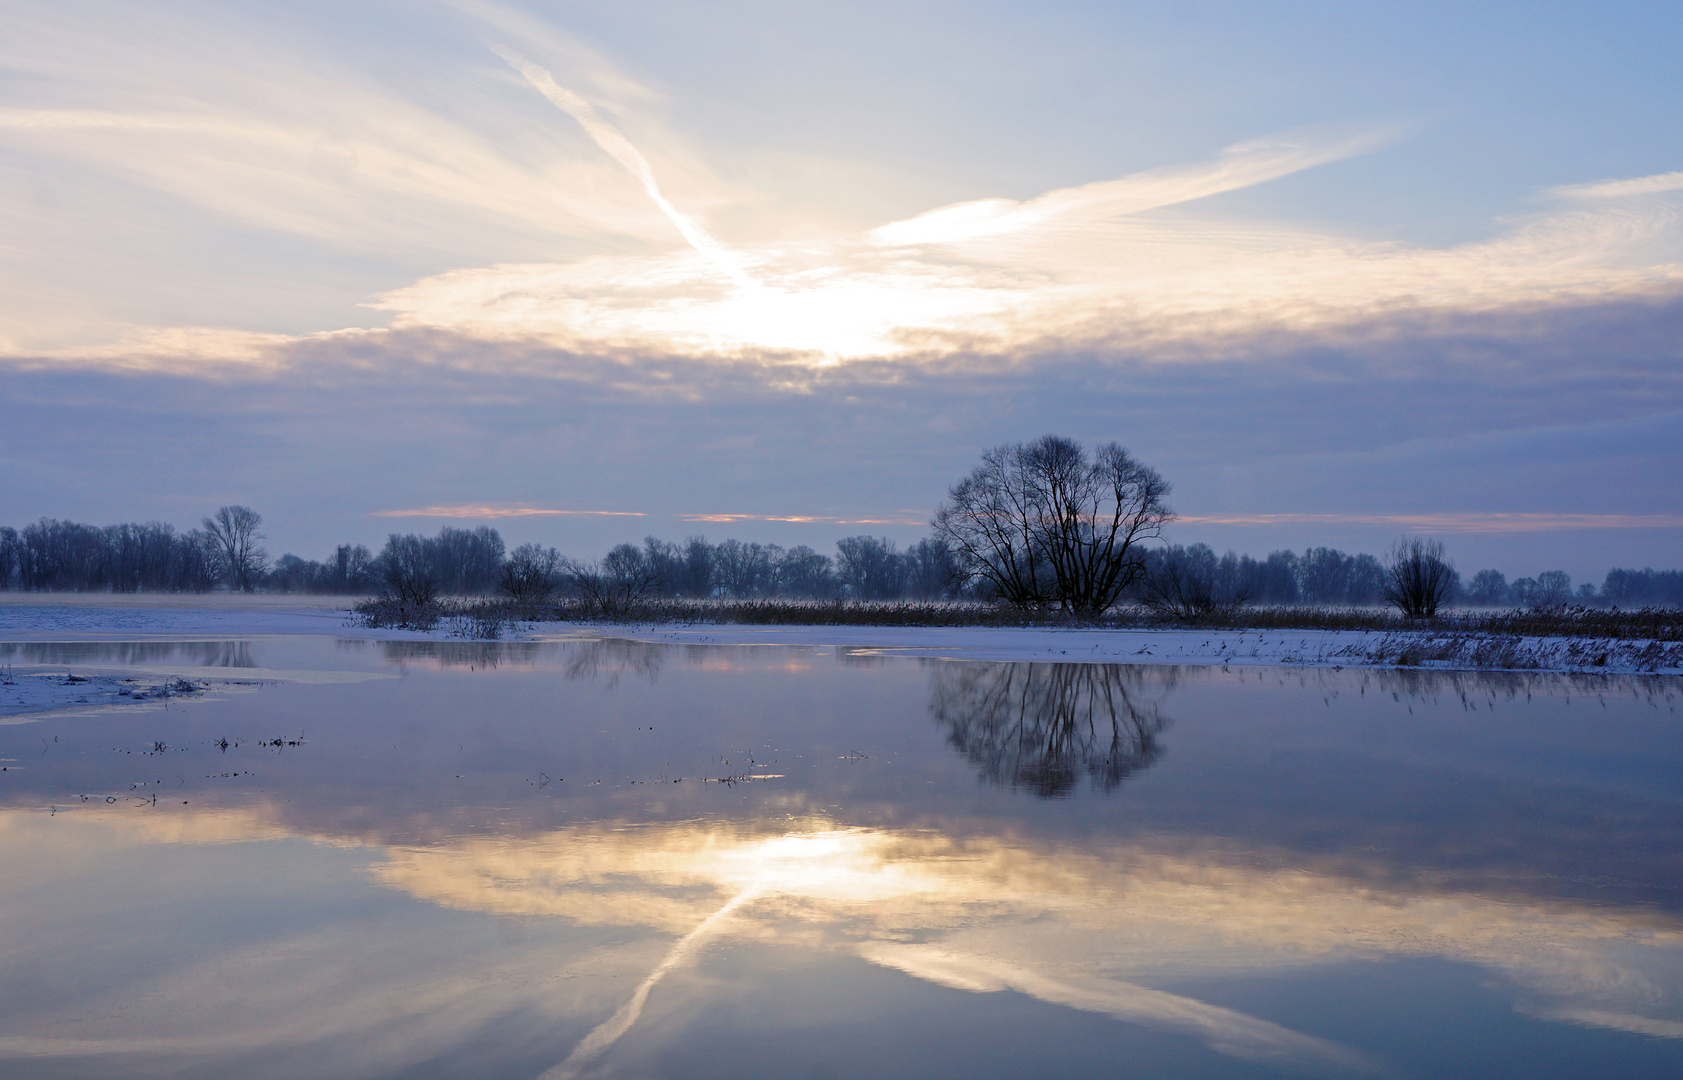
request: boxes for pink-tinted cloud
[372,506,646,519]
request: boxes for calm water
[2,634,1681,1079]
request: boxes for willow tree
[933,436,1172,616]
[1382,537,1456,618]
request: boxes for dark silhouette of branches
[1140,544,1252,619]
[499,543,563,603]
[930,662,1172,797]
[1384,537,1457,618]
[935,436,1172,616]
[202,506,267,593]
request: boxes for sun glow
[335,53,1683,366]
[369,165,1683,365]
[7,19,1683,372]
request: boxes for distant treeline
[304,530,966,603]
[3,515,1681,609]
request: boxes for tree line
[0,511,968,601]
[4,432,1680,614]
[4,510,1674,611]
[382,531,967,605]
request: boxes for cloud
[363,157,1683,363]
[1553,171,1683,200]
[2,3,1680,570]
[493,47,757,291]
[676,512,927,525]
[868,128,1396,246]
[8,4,1682,369]
[372,505,646,519]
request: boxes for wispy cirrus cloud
[9,8,1682,371]
[677,512,927,526]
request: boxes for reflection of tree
[1248,666,1680,712]
[559,639,665,686]
[0,640,255,667]
[370,638,666,683]
[376,640,546,669]
[930,663,1172,797]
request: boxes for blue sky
[2,0,1680,579]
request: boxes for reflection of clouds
[371,819,1683,1063]
[860,943,1375,1073]
[0,811,643,1074]
[10,805,1683,1074]
[930,662,1171,796]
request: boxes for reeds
[352,596,1683,642]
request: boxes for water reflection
[0,639,257,668]
[369,639,549,669]
[3,638,1683,1078]
[360,817,1683,1069]
[1236,663,1682,709]
[559,639,666,685]
[930,662,1172,796]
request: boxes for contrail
[494,45,756,290]
[538,884,764,1079]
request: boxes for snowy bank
[0,600,1676,677]
[545,623,1683,676]
[0,671,219,720]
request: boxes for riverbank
[0,597,1678,677]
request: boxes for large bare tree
[202,505,267,593]
[934,436,1172,616]
[1383,537,1456,618]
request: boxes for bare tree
[1141,544,1251,619]
[202,506,267,592]
[499,543,562,603]
[835,535,905,600]
[564,544,661,614]
[934,436,1172,616]
[1535,570,1573,610]
[1383,537,1456,618]
[379,534,439,605]
[775,545,835,598]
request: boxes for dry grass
[1162,604,1683,640]
[352,596,1682,642]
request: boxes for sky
[1,0,1681,581]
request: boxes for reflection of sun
[371,818,1683,1074]
[724,829,886,897]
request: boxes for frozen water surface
[2,618,1682,1079]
